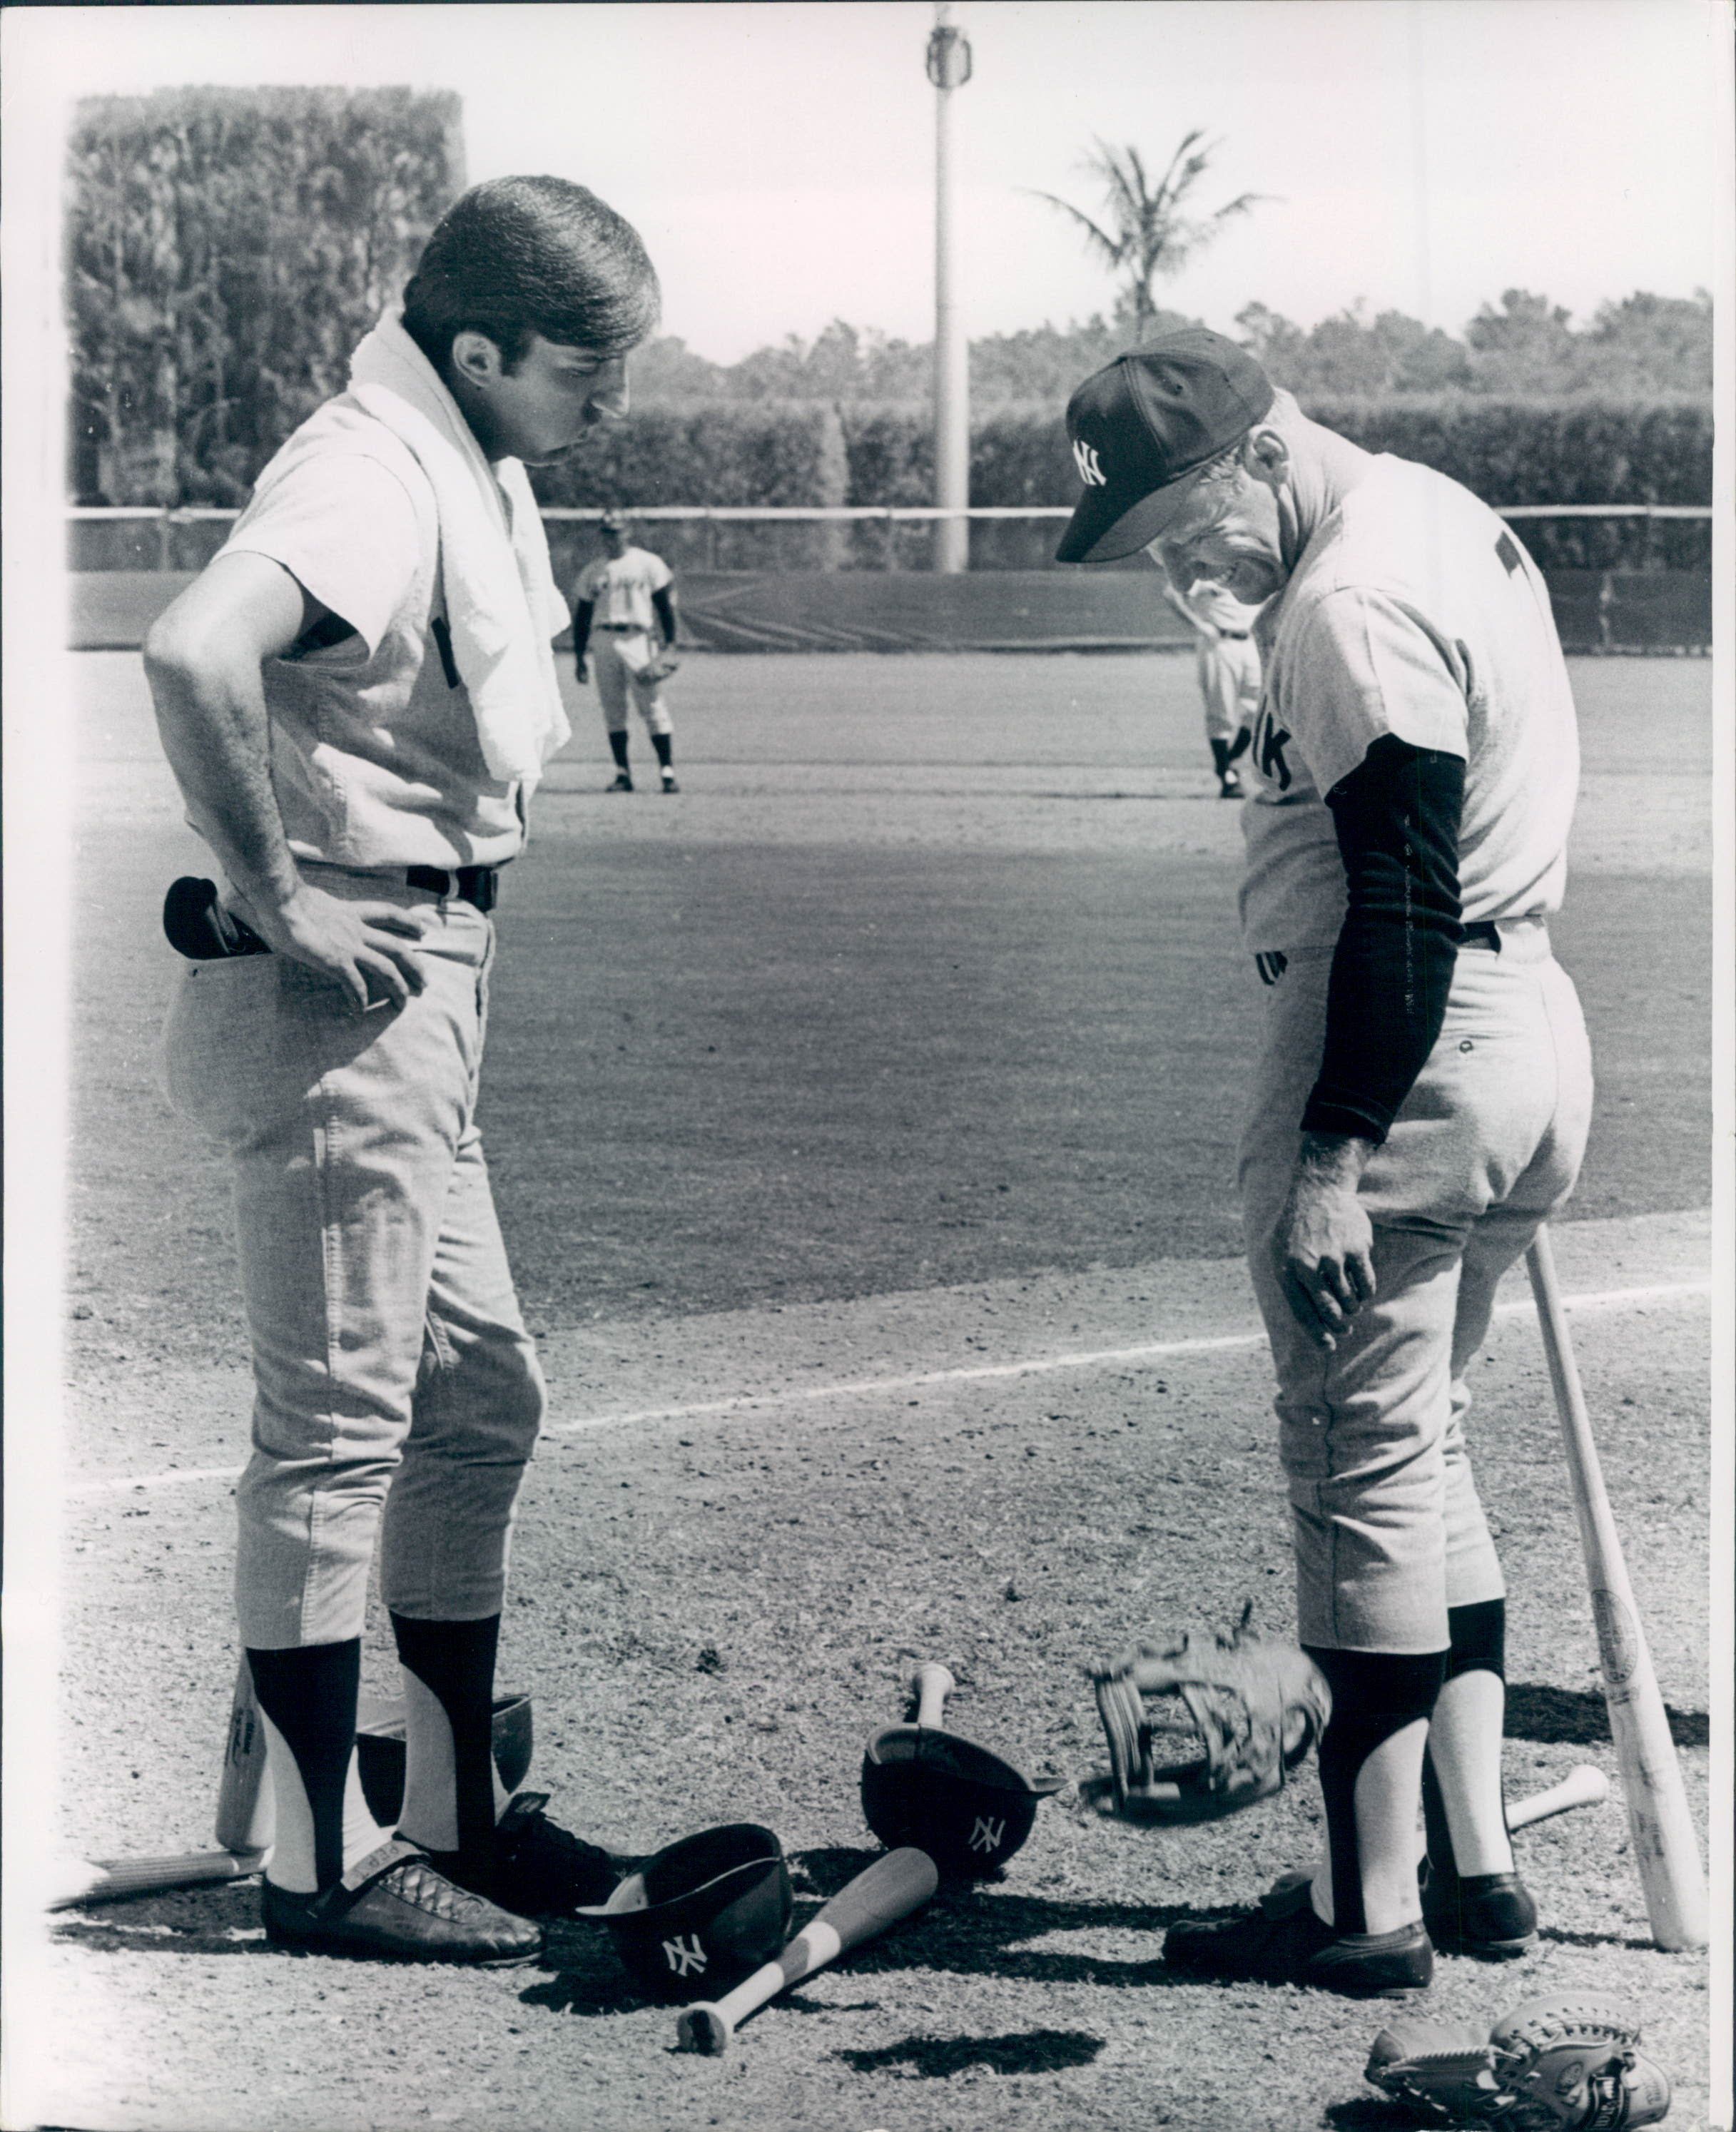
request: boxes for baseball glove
[1365,1994,1672,2131]
[639,646,681,684]
[1081,1607,1331,1826]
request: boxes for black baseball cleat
[490,1792,621,1917]
[260,1838,543,1965]
[1420,1860,1538,1957]
[1162,1875,1433,1996]
[1219,770,1244,798]
[660,773,680,793]
[606,771,634,792]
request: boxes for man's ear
[1242,425,1291,493]
[450,330,504,390]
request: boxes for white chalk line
[66,1275,1710,1500]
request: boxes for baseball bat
[913,1660,955,1727]
[1525,1225,1707,1949]
[674,1846,940,2054]
[1504,1763,1609,1833]
[49,1659,274,1911]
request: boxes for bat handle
[1505,1763,1610,1832]
[911,1662,955,1730]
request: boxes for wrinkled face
[1151,457,1289,608]
[464,331,634,464]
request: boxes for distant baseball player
[1058,331,1593,1994]
[144,176,660,1964]
[572,509,681,792]
[1159,569,1262,796]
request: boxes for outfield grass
[64,649,1712,1365]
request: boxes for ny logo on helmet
[1072,439,1107,488]
[969,1815,1006,1853]
[664,1933,708,1976]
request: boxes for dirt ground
[5,652,1722,2132]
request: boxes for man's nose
[589,362,630,422]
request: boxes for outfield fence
[66,504,1712,654]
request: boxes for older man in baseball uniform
[146,176,659,1964]
[1059,331,1593,1995]
[572,510,681,792]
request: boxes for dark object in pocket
[164,876,270,960]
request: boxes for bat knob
[674,2003,731,2056]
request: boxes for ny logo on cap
[969,1815,1006,1853]
[664,1934,708,1975]
[1072,439,1107,488]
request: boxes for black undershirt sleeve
[572,598,594,661]
[1300,733,1466,1146]
[651,585,677,644]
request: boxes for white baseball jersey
[574,544,672,632]
[1240,456,1579,955]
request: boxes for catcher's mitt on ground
[1365,1993,1671,2129]
[1082,1607,1331,1826]
[639,646,681,684]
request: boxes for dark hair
[401,175,660,373]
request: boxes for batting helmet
[861,1723,1062,1877]
[582,1823,792,2001]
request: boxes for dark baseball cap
[599,508,628,532]
[1055,330,1275,564]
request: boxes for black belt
[405,865,500,913]
[1218,629,1252,640]
[1461,922,1501,952]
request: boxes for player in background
[1058,332,1591,1996]
[1159,568,1262,796]
[143,177,657,1964]
[572,509,681,792]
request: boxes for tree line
[64,87,1711,509]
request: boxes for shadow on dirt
[1506,1682,1707,1748]
[1323,2101,1420,2130]
[838,2026,1105,2077]
[50,1879,270,1956]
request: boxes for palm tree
[1030,133,1268,340]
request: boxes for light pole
[927,3,972,574]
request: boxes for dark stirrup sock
[1306,1645,1446,1935]
[246,1639,362,1891]
[391,1613,503,1880]
[1209,737,1231,779]
[1423,1598,1508,1873]
[609,731,631,772]
[651,732,674,771]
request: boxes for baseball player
[1058,331,1592,1995]
[572,510,681,791]
[144,176,660,1964]
[1159,569,1262,796]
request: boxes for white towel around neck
[348,309,571,786]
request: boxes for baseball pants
[593,627,672,737]
[1239,919,1593,1654]
[1197,633,1261,744]
[163,868,545,1649]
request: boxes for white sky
[7,0,1722,361]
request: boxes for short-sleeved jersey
[574,545,673,632]
[1239,455,1578,955]
[215,395,526,872]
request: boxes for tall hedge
[835,396,1712,570]
[66,86,465,506]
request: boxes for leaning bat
[51,1658,273,1910]
[675,1846,940,2054]
[1526,1225,1707,1950]
[1504,1763,1609,1832]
